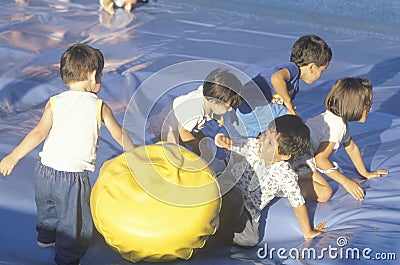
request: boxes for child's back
[233,34,332,137]
[0,43,135,265]
[306,77,388,201]
[40,90,101,172]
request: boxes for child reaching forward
[149,68,243,157]
[234,34,332,137]
[215,115,326,246]
[0,43,135,265]
[306,77,388,201]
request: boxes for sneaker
[37,241,55,248]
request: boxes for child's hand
[363,169,389,179]
[0,154,18,176]
[284,102,298,115]
[304,221,327,239]
[342,178,364,201]
[214,134,232,150]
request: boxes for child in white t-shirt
[149,68,243,157]
[302,77,388,201]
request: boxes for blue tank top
[237,62,300,114]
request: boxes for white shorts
[291,152,340,175]
[290,153,316,176]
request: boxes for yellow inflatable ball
[90,142,221,263]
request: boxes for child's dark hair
[290,34,332,67]
[268,115,310,161]
[203,68,243,107]
[60,43,104,84]
[94,48,104,84]
[325,77,372,122]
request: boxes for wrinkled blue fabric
[1,1,400,264]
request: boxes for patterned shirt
[227,138,305,221]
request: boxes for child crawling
[215,114,326,246]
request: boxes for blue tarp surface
[1,0,399,264]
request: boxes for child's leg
[53,170,93,265]
[124,0,137,11]
[292,154,333,202]
[298,171,333,202]
[101,0,115,15]
[34,163,57,245]
[218,180,260,247]
[234,102,287,138]
[208,185,244,245]
[232,207,260,247]
[208,174,260,248]
[237,75,273,115]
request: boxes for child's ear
[281,153,292,161]
[308,63,317,73]
[88,70,97,83]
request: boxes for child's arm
[215,134,253,155]
[270,68,297,115]
[178,125,202,155]
[344,138,388,179]
[178,125,214,160]
[102,103,136,151]
[0,100,53,176]
[293,204,327,239]
[315,141,365,201]
[280,165,326,239]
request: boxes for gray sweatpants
[212,182,260,247]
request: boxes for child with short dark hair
[0,43,135,265]
[234,34,332,137]
[149,68,243,156]
[215,115,326,246]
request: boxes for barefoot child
[305,77,388,201]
